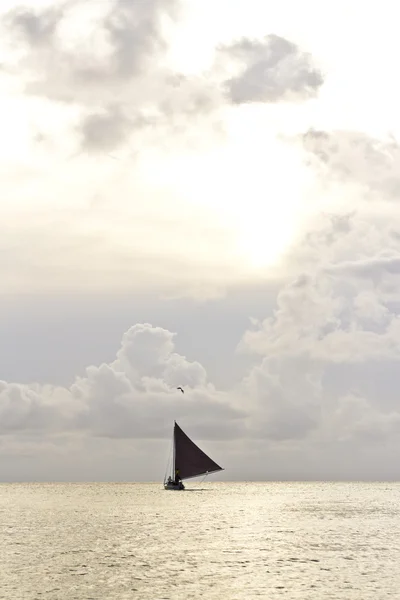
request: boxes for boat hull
[164,481,185,491]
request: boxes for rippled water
[1,482,399,599]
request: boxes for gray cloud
[1,0,223,153]
[221,34,323,104]
[303,129,400,199]
[79,107,143,153]
[325,255,400,281]
[1,0,194,151]
[5,0,177,83]
[4,5,61,46]
[103,0,178,79]
[2,5,325,154]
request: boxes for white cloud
[0,323,246,443]
[2,291,400,480]
[2,0,400,480]
[235,157,400,463]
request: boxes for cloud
[3,113,400,466]
[102,0,178,78]
[2,291,400,478]
[227,117,400,459]
[0,323,246,442]
[6,276,398,458]
[4,0,178,85]
[326,255,400,282]
[238,275,400,453]
[0,380,74,434]
[303,129,400,199]
[0,3,325,298]
[241,263,400,364]
[3,2,400,481]
[235,192,400,452]
[1,0,214,152]
[1,3,325,156]
[231,120,400,450]
[220,34,323,104]
[4,5,61,46]
[79,107,139,153]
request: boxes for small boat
[164,421,224,490]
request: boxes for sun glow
[143,107,312,270]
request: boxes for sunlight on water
[1,482,399,599]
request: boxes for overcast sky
[1,0,400,482]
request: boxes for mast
[172,421,176,477]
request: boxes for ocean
[1,482,399,599]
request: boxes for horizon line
[0,479,399,484]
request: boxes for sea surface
[0,482,399,599]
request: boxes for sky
[1,0,400,482]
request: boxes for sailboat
[164,421,224,490]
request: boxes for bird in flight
[177,387,184,393]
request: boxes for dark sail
[174,422,223,481]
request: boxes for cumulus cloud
[0,324,246,442]
[241,269,400,363]
[225,120,400,457]
[220,34,323,104]
[3,288,400,476]
[237,192,400,456]
[238,276,400,458]
[3,115,400,470]
[3,281,400,478]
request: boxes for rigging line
[198,472,209,485]
[163,433,174,485]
